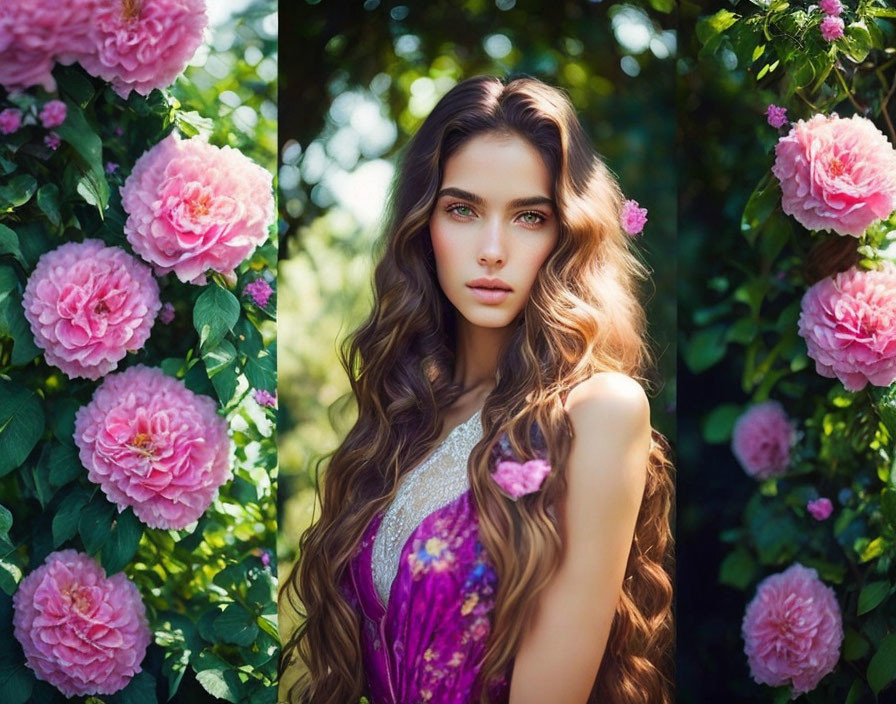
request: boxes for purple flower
[43,131,60,150]
[766,104,788,129]
[820,15,844,41]
[38,99,66,129]
[105,161,120,174]
[807,497,833,521]
[621,199,648,236]
[492,458,551,499]
[253,389,277,408]
[159,302,175,324]
[260,550,271,567]
[0,108,22,134]
[819,0,843,16]
[244,278,273,307]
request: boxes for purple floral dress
[344,410,510,703]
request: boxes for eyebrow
[436,187,554,210]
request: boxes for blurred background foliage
[680,0,896,701]
[276,3,678,644]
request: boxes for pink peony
[38,100,67,129]
[621,199,648,236]
[798,263,896,391]
[244,277,273,307]
[731,401,798,479]
[807,497,833,520]
[492,458,552,499]
[76,0,207,98]
[0,0,95,93]
[742,563,843,697]
[820,15,845,41]
[121,134,275,285]
[820,0,843,15]
[74,365,232,530]
[772,114,896,237]
[12,549,151,697]
[0,107,22,134]
[766,104,788,129]
[22,240,161,380]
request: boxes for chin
[455,305,522,330]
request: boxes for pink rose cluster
[772,114,896,237]
[74,365,232,530]
[819,0,845,42]
[0,0,207,97]
[23,239,161,380]
[798,263,896,392]
[121,134,275,285]
[12,550,151,697]
[731,401,798,479]
[742,563,843,697]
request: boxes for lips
[467,278,512,304]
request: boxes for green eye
[520,211,544,225]
[450,204,473,217]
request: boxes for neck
[452,314,514,395]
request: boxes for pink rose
[76,0,207,98]
[492,458,552,499]
[0,107,22,134]
[731,401,798,479]
[74,365,232,530]
[820,15,845,42]
[621,199,648,236]
[22,239,161,380]
[807,497,833,520]
[38,99,67,129]
[820,0,843,15]
[798,264,896,391]
[772,114,896,237]
[0,0,95,93]
[742,563,842,697]
[12,549,151,697]
[121,134,275,285]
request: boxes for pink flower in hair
[12,549,151,697]
[492,458,552,499]
[621,199,648,236]
[742,563,842,697]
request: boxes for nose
[477,217,506,267]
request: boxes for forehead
[441,132,552,198]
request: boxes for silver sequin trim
[370,408,483,606]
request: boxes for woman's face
[429,131,559,332]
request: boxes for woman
[280,75,674,704]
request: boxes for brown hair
[279,74,674,704]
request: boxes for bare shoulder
[562,372,651,501]
[564,371,650,434]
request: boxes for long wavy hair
[279,75,674,704]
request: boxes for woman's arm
[508,371,652,704]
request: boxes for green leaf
[718,547,757,589]
[55,101,109,213]
[108,671,157,704]
[701,403,742,444]
[0,225,25,266]
[245,346,275,391]
[79,495,116,555]
[845,678,866,704]
[843,628,870,661]
[741,173,779,243]
[0,552,23,595]
[0,291,41,365]
[0,504,11,536]
[49,397,80,445]
[193,651,240,703]
[868,632,896,694]
[204,341,238,404]
[194,284,240,350]
[843,21,874,63]
[0,381,45,478]
[882,489,896,530]
[0,174,37,209]
[51,491,89,548]
[696,9,739,46]
[47,443,82,487]
[36,184,62,227]
[858,580,891,616]
[683,326,727,374]
[213,602,260,646]
[100,508,142,573]
[0,663,35,704]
